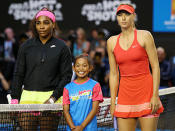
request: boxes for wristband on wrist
[11,99,18,104]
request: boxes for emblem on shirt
[70,90,92,101]
[50,45,56,48]
[132,45,137,48]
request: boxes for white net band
[0,87,174,112]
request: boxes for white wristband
[49,98,54,104]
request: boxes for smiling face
[117,11,135,29]
[73,57,92,79]
[35,15,55,39]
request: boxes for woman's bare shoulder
[107,35,119,51]
[137,29,155,48]
[137,29,153,41]
[107,35,119,42]
[137,29,152,37]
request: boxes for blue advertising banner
[153,0,175,32]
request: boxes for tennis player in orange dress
[107,4,164,131]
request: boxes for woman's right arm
[11,44,26,100]
[107,36,119,117]
[0,72,9,91]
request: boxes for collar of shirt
[35,36,54,46]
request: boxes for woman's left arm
[143,31,160,114]
[44,45,73,104]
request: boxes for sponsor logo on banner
[171,0,175,20]
[8,0,63,24]
[81,0,136,25]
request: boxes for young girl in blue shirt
[63,54,103,131]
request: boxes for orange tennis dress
[113,30,164,118]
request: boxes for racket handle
[7,94,12,104]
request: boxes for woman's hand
[43,99,50,104]
[44,97,55,104]
[110,103,115,119]
[150,95,160,114]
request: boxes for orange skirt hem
[114,107,164,118]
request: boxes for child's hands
[72,125,84,131]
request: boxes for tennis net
[0,87,175,131]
